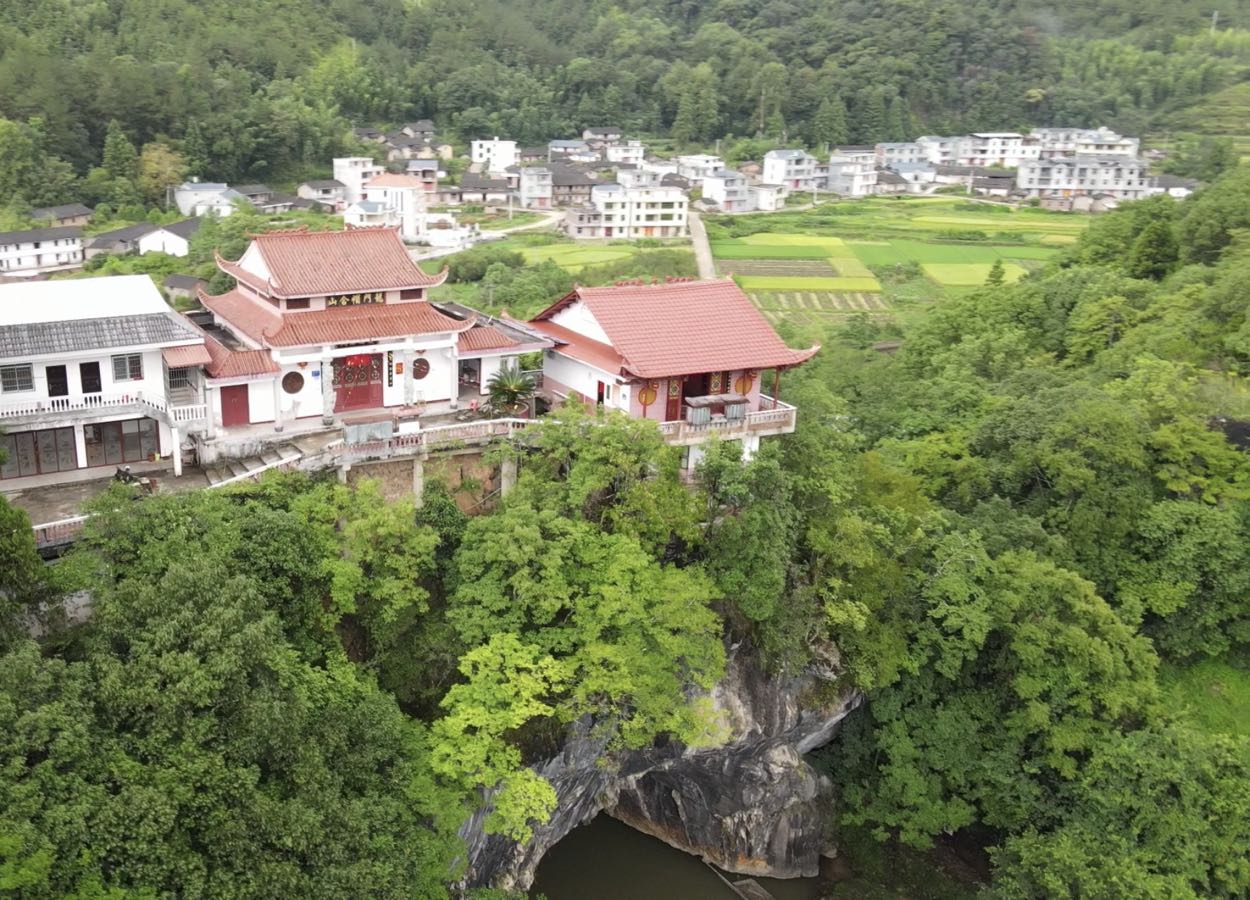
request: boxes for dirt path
[688,211,717,279]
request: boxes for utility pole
[1211,9,1220,35]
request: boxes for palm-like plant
[486,362,535,414]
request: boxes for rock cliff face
[459,641,862,891]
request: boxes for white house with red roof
[525,278,817,467]
[194,227,549,455]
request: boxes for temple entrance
[333,353,384,411]
[220,385,250,428]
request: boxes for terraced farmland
[706,196,1087,326]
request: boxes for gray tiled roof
[0,225,83,245]
[32,203,93,220]
[0,313,201,361]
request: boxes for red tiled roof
[162,344,212,367]
[523,318,625,375]
[203,334,280,379]
[217,227,447,298]
[199,287,471,347]
[531,278,818,378]
[459,325,522,354]
[366,173,429,188]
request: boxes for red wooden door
[333,354,384,411]
[664,377,682,421]
[220,385,250,428]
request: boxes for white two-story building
[0,276,210,483]
[827,148,878,196]
[0,226,84,277]
[470,138,519,175]
[1016,156,1152,199]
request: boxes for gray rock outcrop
[459,640,862,891]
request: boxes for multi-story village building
[762,149,822,191]
[297,179,348,210]
[960,133,1035,167]
[827,148,878,196]
[0,275,209,481]
[0,226,84,276]
[565,170,688,239]
[173,182,248,217]
[701,169,757,212]
[1016,155,1152,199]
[550,164,597,206]
[332,157,385,204]
[1029,126,1140,158]
[675,154,725,181]
[606,141,646,166]
[470,138,519,175]
[524,278,816,469]
[875,142,927,166]
[518,167,554,209]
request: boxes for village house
[297,179,348,210]
[915,135,962,166]
[701,169,756,212]
[138,219,201,257]
[1029,126,1139,158]
[875,142,926,166]
[518,167,554,209]
[762,149,822,191]
[163,275,206,304]
[0,226,84,276]
[86,223,156,259]
[457,172,511,205]
[827,147,878,196]
[357,173,429,242]
[193,227,545,454]
[401,120,436,139]
[174,182,247,218]
[333,157,386,204]
[887,161,938,190]
[565,169,688,239]
[523,278,817,470]
[961,132,1036,167]
[1016,156,1152,199]
[582,126,624,145]
[0,275,210,483]
[31,203,93,227]
[470,138,519,175]
[606,140,646,166]
[752,183,788,211]
[875,168,910,195]
[550,164,597,206]
[404,159,444,195]
[675,154,725,181]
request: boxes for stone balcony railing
[657,396,797,445]
[0,391,207,427]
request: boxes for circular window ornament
[282,371,305,394]
[412,358,431,380]
[637,384,658,407]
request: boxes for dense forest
[4,166,1250,896]
[2,0,1250,204]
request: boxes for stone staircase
[204,443,303,487]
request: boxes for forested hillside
[3,170,1250,897]
[1,0,1249,200]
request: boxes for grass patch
[710,241,831,259]
[1160,655,1250,738]
[738,274,882,291]
[921,262,1026,286]
[521,244,636,271]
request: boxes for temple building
[524,278,818,467]
[194,227,546,446]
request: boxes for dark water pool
[530,815,825,900]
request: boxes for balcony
[657,395,797,445]
[0,391,207,428]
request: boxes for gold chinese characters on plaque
[326,291,385,308]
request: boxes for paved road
[688,211,716,279]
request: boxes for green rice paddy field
[707,197,1089,326]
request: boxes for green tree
[1126,219,1179,280]
[811,95,849,148]
[985,258,1005,286]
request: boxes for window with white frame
[112,353,143,382]
[0,364,34,393]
